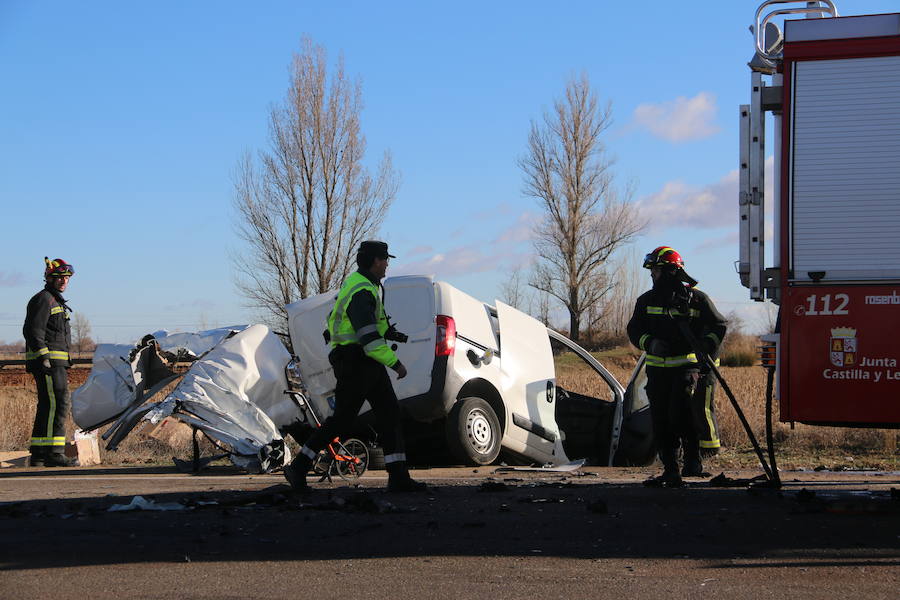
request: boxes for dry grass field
[0,366,211,465]
[1,347,897,470]
[558,347,898,470]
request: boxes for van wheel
[446,397,501,465]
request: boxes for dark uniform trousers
[303,345,405,458]
[30,365,71,457]
[645,366,701,470]
[691,372,720,454]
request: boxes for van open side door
[495,301,566,463]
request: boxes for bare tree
[499,267,530,311]
[593,250,644,342]
[70,312,95,353]
[535,289,552,327]
[761,301,779,335]
[233,37,399,328]
[519,74,644,342]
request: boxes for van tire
[445,397,501,465]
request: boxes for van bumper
[400,355,452,422]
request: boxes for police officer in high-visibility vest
[24,257,79,467]
[627,246,727,487]
[283,241,426,492]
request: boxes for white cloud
[694,231,738,251]
[392,207,538,278]
[406,245,433,256]
[0,271,25,288]
[637,156,775,230]
[637,170,737,229]
[393,245,506,277]
[633,92,720,142]
[496,211,539,243]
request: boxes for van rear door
[383,275,436,400]
[495,301,564,462]
[286,293,338,419]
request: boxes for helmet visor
[47,263,74,277]
[642,252,658,269]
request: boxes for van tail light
[435,315,456,357]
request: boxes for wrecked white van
[287,275,654,468]
[70,277,654,472]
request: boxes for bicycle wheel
[333,438,369,481]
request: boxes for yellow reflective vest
[327,271,398,368]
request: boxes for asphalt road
[0,465,898,599]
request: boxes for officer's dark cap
[357,240,395,259]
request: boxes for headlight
[285,355,307,393]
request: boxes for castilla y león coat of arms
[830,327,857,367]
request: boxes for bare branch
[232,37,399,329]
[519,74,646,341]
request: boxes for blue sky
[2,1,896,344]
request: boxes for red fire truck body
[741,2,900,427]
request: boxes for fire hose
[676,320,781,487]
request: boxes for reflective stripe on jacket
[627,286,727,369]
[327,271,398,368]
[23,288,71,368]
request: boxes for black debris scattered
[708,473,768,488]
[478,481,511,493]
[796,488,816,503]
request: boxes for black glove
[41,358,53,374]
[702,337,718,356]
[385,325,408,343]
[647,338,671,356]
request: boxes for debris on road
[708,472,768,487]
[478,481,511,493]
[494,459,586,473]
[107,496,187,512]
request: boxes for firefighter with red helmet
[23,258,79,467]
[627,246,727,487]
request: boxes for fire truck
[740,1,900,428]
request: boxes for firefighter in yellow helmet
[627,247,727,487]
[283,241,426,493]
[23,258,79,467]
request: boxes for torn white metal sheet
[147,327,245,358]
[73,324,300,473]
[72,326,250,429]
[71,342,139,430]
[144,324,299,472]
[143,325,302,471]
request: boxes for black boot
[283,454,313,493]
[43,454,79,467]
[682,441,705,477]
[681,456,705,478]
[643,468,683,488]
[644,453,683,488]
[386,462,427,493]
